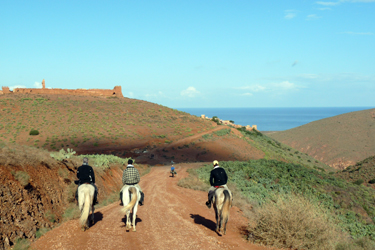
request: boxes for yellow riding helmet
[213,160,219,166]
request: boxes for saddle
[214,186,225,189]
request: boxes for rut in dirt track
[32,164,269,250]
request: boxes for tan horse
[78,184,95,231]
[121,186,140,232]
[213,188,232,235]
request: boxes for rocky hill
[268,108,375,169]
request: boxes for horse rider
[75,157,98,205]
[205,160,231,209]
[170,165,176,175]
[120,159,144,206]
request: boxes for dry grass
[248,193,339,250]
[62,204,81,222]
[227,183,256,219]
[335,237,375,250]
[0,141,58,168]
[177,169,210,191]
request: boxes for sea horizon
[177,107,374,131]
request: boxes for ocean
[177,107,374,131]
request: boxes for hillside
[0,93,339,249]
[0,94,266,164]
[268,108,375,169]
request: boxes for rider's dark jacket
[209,166,228,186]
[77,163,95,184]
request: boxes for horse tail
[121,187,137,214]
[80,187,91,227]
[221,190,231,227]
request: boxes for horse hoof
[133,228,136,232]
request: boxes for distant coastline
[178,107,374,131]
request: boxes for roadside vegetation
[180,160,375,250]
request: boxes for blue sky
[1,0,374,108]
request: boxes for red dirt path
[31,164,271,250]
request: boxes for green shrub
[29,129,39,135]
[50,148,76,161]
[12,238,30,250]
[202,133,212,140]
[353,179,364,185]
[211,116,221,125]
[368,179,375,184]
[45,210,56,223]
[214,128,231,136]
[78,154,131,169]
[36,227,50,238]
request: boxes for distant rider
[205,160,231,209]
[120,159,144,206]
[75,157,98,205]
[170,165,176,175]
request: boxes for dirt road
[32,164,269,250]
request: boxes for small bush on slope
[250,193,338,250]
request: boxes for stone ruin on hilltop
[0,79,123,98]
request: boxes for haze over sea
[178,107,374,131]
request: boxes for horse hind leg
[214,208,220,233]
[132,209,138,232]
[223,219,228,235]
[126,212,131,231]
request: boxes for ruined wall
[12,86,123,98]
[0,79,123,97]
[1,86,11,94]
[1,84,123,98]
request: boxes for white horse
[213,188,232,235]
[78,184,95,231]
[121,186,141,232]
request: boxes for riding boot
[119,191,123,206]
[139,192,144,206]
[93,191,98,205]
[205,200,211,209]
[206,193,212,209]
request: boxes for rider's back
[77,164,95,184]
